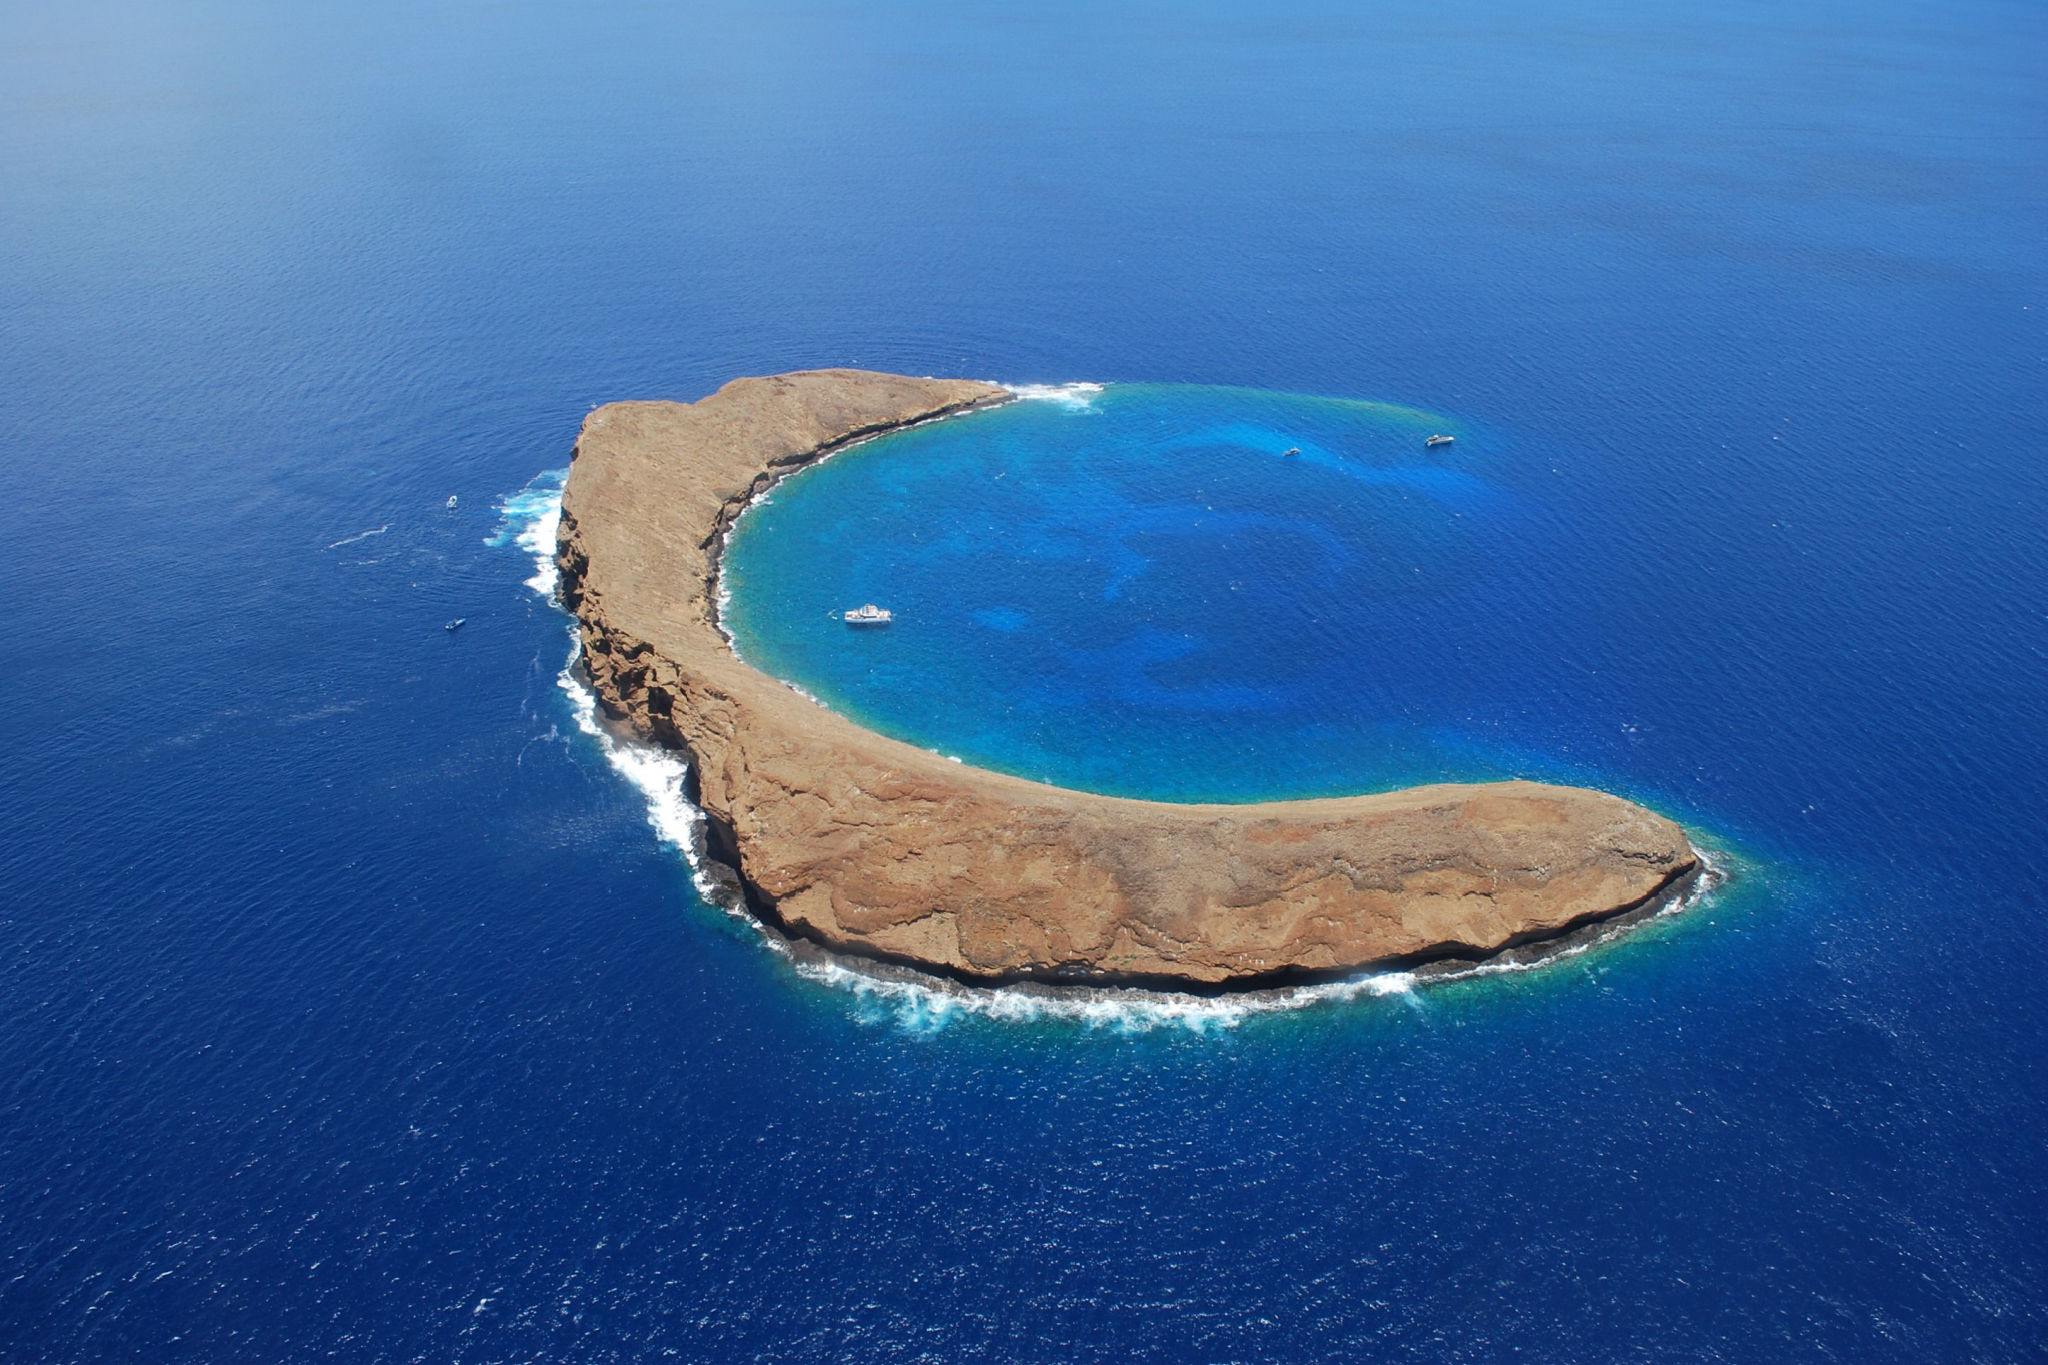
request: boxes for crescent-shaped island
[555,369,1701,990]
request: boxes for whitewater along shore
[554,370,1700,989]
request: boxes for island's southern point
[555,368,1701,990]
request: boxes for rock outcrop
[556,369,1699,989]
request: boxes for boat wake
[326,524,390,549]
[492,456,1723,1035]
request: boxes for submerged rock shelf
[555,369,1699,989]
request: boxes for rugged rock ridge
[556,369,1700,988]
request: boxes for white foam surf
[494,468,750,914]
[554,638,749,914]
[486,468,567,595]
[790,955,1422,1037]
[1003,381,1104,412]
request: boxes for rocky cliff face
[556,369,1700,988]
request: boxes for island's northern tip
[556,368,1700,989]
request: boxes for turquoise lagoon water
[723,382,1662,805]
[4,0,2044,1360]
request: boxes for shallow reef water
[3,0,2044,1359]
[724,383,1531,803]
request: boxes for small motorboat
[844,604,892,626]
[1425,434,1455,449]
[444,618,466,632]
[1282,447,1300,457]
[445,495,459,508]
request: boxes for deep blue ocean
[4,0,2045,1360]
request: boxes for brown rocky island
[555,369,1701,990]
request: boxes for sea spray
[789,950,1423,1036]
[1002,381,1105,412]
[487,468,567,596]
[554,637,750,915]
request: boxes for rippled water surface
[3,0,2045,1361]
[725,383,1530,801]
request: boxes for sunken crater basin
[555,369,1700,988]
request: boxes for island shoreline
[681,751,1707,994]
[555,369,1707,991]
[562,680,1713,997]
[699,387,1016,644]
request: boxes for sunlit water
[724,382,1525,801]
[495,469,1729,1035]
[3,0,2043,1360]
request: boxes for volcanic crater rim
[555,369,1706,989]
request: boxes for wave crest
[1002,381,1104,412]
[486,468,567,595]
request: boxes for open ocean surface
[3,0,2044,1360]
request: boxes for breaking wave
[487,467,567,595]
[554,637,752,914]
[1003,381,1104,411]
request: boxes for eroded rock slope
[557,369,1698,987]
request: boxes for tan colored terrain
[555,369,1699,987]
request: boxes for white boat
[844,604,892,626]
[1425,433,1455,448]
